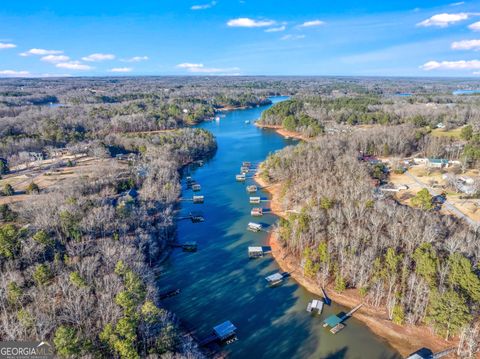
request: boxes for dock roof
[266,273,283,282]
[323,315,343,328]
[213,321,237,338]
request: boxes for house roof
[428,158,448,164]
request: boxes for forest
[1,76,480,358]
[260,123,480,357]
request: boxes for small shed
[213,321,237,340]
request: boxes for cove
[161,96,401,359]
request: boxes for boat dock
[159,288,181,300]
[306,299,324,315]
[251,207,263,216]
[265,272,289,286]
[236,174,246,182]
[192,184,201,192]
[249,196,261,204]
[199,321,238,346]
[193,195,204,204]
[247,222,262,232]
[248,246,272,258]
[322,303,364,334]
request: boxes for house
[427,158,449,168]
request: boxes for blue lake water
[161,97,401,359]
[452,89,480,95]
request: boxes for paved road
[405,171,479,229]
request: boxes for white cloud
[281,34,305,41]
[0,42,16,49]
[191,1,217,10]
[227,18,275,28]
[41,55,70,63]
[451,39,480,50]
[0,70,30,77]
[176,63,240,74]
[56,61,93,70]
[417,13,471,27]
[20,48,63,56]
[110,67,132,73]
[265,25,286,32]
[299,20,325,28]
[420,59,480,70]
[81,53,115,62]
[469,21,480,31]
[121,56,149,62]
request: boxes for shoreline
[254,122,311,142]
[254,168,456,358]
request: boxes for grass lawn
[430,126,463,139]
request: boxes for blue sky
[1,0,480,77]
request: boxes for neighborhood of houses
[360,153,480,227]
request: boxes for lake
[161,96,401,359]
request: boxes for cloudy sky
[1,0,480,77]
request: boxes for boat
[249,196,261,204]
[248,246,264,258]
[245,120,250,124]
[246,185,257,193]
[236,174,246,182]
[306,299,324,315]
[242,161,251,167]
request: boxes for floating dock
[251,207,263,216]
[306,299,324,315]
[236,174,246,182]
[247,222,262,232]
